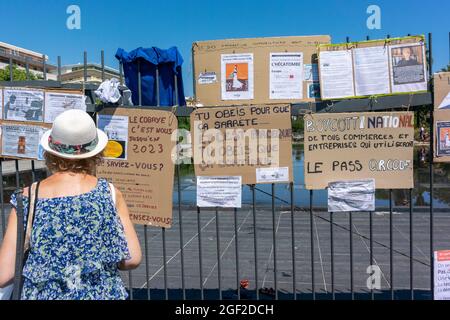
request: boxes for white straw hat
[40,109,108,159]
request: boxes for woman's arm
[0,209,17,288]
[114,187,142,270]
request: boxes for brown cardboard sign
[434,72,450,110]
[190,104,293,184]
[304,112,414,190]
[193,35,331,106]
[96,108,177,228]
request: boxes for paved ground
[1,198,448,300]
[117,205,449,300]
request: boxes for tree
[441,64,450,72]
[0,64,39,81]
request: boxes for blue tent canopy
[115,46,186,106]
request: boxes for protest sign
[193,35,330,106]
[434,250,450,300]
[190,104,293,185]
[44,90,86,123]
[3,87,44,122]
[96,108,177,228]
[304,111,414,190]
[1,124,48,159]
[318,35,426,100]
[197,176,242,208]
[433,109,450,163]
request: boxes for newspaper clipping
[44,91,86,123]
[1,124,44,159]
[3,88,44,122]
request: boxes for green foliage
[177,116,190,130]
[291,116,304,133]
[441,64,450,72]
[0,64,39,81]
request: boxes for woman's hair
[44,152,103,175]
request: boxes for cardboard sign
[193,35,330,106]
[304,111,414,190]
[434,250,450,300]
[190,104,293,184]
[96,108,177,228]
[434,72,450,110]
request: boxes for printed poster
[1,124,45,159]
[197,176,242,208]
[436,121,450,157]
[389,43,427,93]
[198,72,217,84]
[221,53,254,100]
[97,115,128,160]
[44,91,86,123]
[269,52,303,99]
[0,88,3,119]
[434,250,450,300]
[353,46,390,96]
[319,50,355,99]
[3,88,44,122]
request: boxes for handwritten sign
[304,111,414,190]
[96,108,177,228]
[190,104,293,184]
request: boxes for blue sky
[0,0,448,96]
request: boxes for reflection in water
[175,145,450,208]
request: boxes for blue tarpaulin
[115,47,186,106]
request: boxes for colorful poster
[436,121,450,157]
[353,46,390,96]
[269,52,303,99]
[44,91,86,123]
[1,124,44,159]
[97,115,128,160]
[221,53,254,100]
[304,112,414,190]
[319,50,355,99]
[196,176,242,208]
[389,43,427,93]
[3,88,44,122]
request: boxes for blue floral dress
[10,178,130,300]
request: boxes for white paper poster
[3,88,44,122]
[221,53,254,100]
[269,52,303,99]
[198,72,217,84]
[328,179,375,212]
[44,92,86,123]
[354,46,390,96]
[434,250,450,300]
[389,43,427,93]
[1,124,44,159]
[197,176,242,208]
[304,64,319,82]
[97,115,129,160]
[319,50,355,99]
[256,167,289,183]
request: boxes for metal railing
[0,32,447,300]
